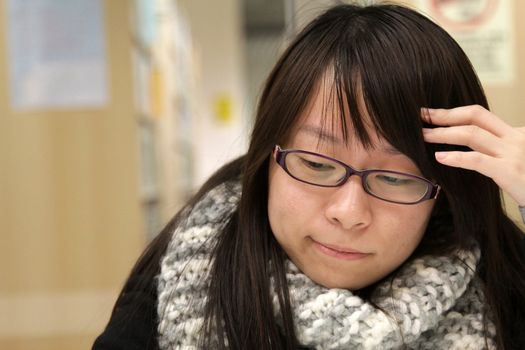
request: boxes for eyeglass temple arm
[273,145,283,161]
[430,184,441,199]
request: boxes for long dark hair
[112,3,525,349]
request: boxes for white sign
[414,0,516,85]
[6,0,109,111]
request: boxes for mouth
[311,239,371,261]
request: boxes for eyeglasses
[273,145,440,205]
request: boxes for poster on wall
[5,0,108,111]
[413,0,516,85]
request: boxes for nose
[324,175,372,230]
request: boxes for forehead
[289,80,398,154]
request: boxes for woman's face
[267,90,435,290]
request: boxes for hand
[421,105,525,206]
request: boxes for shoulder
[180,180,242,230]
[93,273,159,350]
[163,180,241,255]
[153,178,241,278]
[155,180,241,348]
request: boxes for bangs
[312,34,430,173]
[307,4,483,178]
[261,4,485,180]
[314,63,426,164]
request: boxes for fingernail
[421,108,434,120]
[422,128,432,134]
[435,152,447,161]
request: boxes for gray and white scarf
[157,181,495,349]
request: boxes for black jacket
[93,274,158,350]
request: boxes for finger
[422,125,504,157]
[435,151,525,205]
[434,151,499,180]
[421,105,513,137]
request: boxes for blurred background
[0,0,523,348]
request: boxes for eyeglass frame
[273,145,441,205]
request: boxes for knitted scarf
[157,181,495,349]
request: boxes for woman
[94,3,525,349]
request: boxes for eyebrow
[297,124,403,155]
[298,125,342,144]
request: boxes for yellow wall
[0,0,145,348]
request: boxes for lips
[311,239,371,260]
[319,242,365,254]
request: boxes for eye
[299,157,334,171]
[375,174,413,185]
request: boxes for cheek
[267,165,286,238]
[267,164,319,244]
[268,166,297,239]
[378,204,433,260]
[406,205,433,240]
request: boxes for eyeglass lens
[284,151,430,203]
